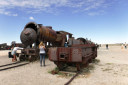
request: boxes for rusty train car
[20,22,97,70]
[0,43,8,50]
[48,38,97,71]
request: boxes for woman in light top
[11,46,23,62]
[39,42,46,67]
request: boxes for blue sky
[0,0,128,45]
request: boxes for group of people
[121,42,127,49]
[106,43,127,50]
[11,41,46,67]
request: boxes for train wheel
[76,63,81,71]
[55,62,64,70]
[19,55,26,61]
[93,53,97,59]
[85,61,89,67]
[28,55,35,62]
[89,59,92,63]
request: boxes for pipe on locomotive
[20,22,66,47]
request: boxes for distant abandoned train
[20,22,97,71]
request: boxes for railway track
[64,71,80,85]
[0,61,29,71]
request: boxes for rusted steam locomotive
[20,22,97,71]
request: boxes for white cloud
[84,0,105,11]
[29,17,34,20]
[13,14,18,16]
[0,0,117,16]
[0,9,18,16]
[88,12,99,16]
[88,10,105,16]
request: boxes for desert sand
[0,46,128,85]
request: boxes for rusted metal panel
[83,48,92,57]
[48,47,58,61]
[72,44,96,47]
[49,45,96,63]
[72,39,81,45]
[56,34,63,42]
[55,31,67,46]
[57,47,71,61]
[71,48,82,62]
[22,48,39,56]
[39,26,57,42]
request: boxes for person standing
[64,42,68,47]
[11,46,23,62]
[106,44,108,49]
[121,44,124,49]
[39,42,46,67]
[125,42,127,49]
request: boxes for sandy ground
[0,46,128,85]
